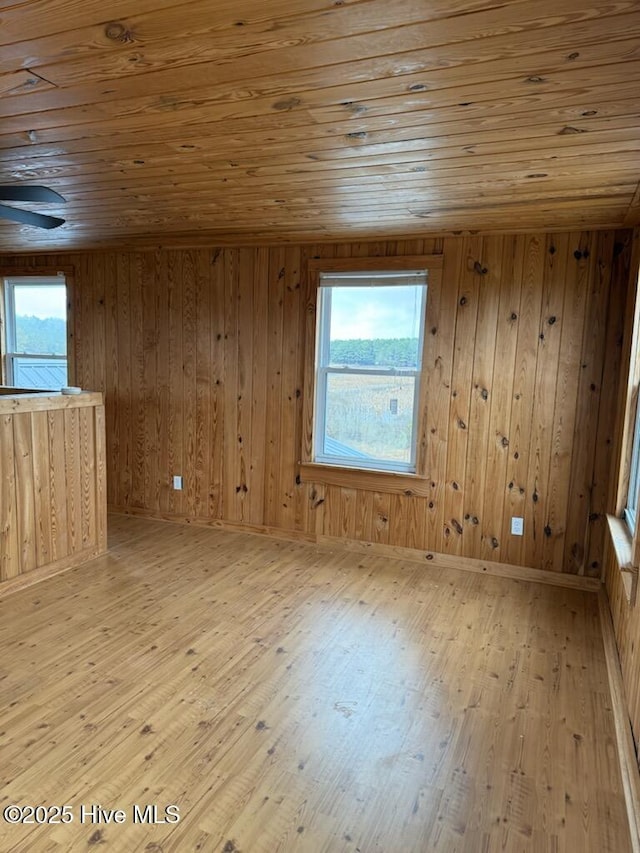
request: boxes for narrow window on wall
[623,262,640,535]
[626,333,640,536]
[626,399,640,533]
[313,269,428,473]
[3,275,68,390]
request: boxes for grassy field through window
[324,372,415,463]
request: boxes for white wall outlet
[172,475,183,490]
[511,516,524,536]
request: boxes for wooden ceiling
[0,0,639,251]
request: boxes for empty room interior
[1,1,640,851]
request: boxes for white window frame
[313,269,428,474]
[625,387,640,534]
[3,275,68,388]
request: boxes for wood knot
[105,22,134,42]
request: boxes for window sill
[606,514,638,606]
[299,462,431,497]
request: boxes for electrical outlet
[172,475,183,490]
[511,516,524,536]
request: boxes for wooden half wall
[1,230,632,576]
[0,392,107,588]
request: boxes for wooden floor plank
[0,514,632,852]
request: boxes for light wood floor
[0,515,631,852]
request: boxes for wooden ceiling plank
[7,133,639,184]
[0,208,625,253]
[4,41,639,145]
[16,185,631,232]
[0,0,543,56]
[0,60,637,140]
[30,201,625,233]
[4,9,637,121]
[1,108,637,165]
[0,0,637,251]
[3,136,640,192]
[50,190,635,226]
[2,7,639,119]
[0,69,56,97]
[0,0,640,112]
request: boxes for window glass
[14,284,67,355]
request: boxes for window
[620,262,640,536]
[313,268,428,474]
[608,258,640,603]
[625,386,640,533]
[3,275,68,389]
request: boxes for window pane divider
[320,366,420,377]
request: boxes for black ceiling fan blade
[0,204,65,229]
[0,185,66,203]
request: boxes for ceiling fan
[0,185,66,229]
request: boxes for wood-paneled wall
[0,393,106,586]
[606,544,640,764]
[1,230,631,575]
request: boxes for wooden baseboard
[599,589,640,853]
[109,505,600,592]
[0,544,104,599]
[316,534,601,592]
[109,504,317,543]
